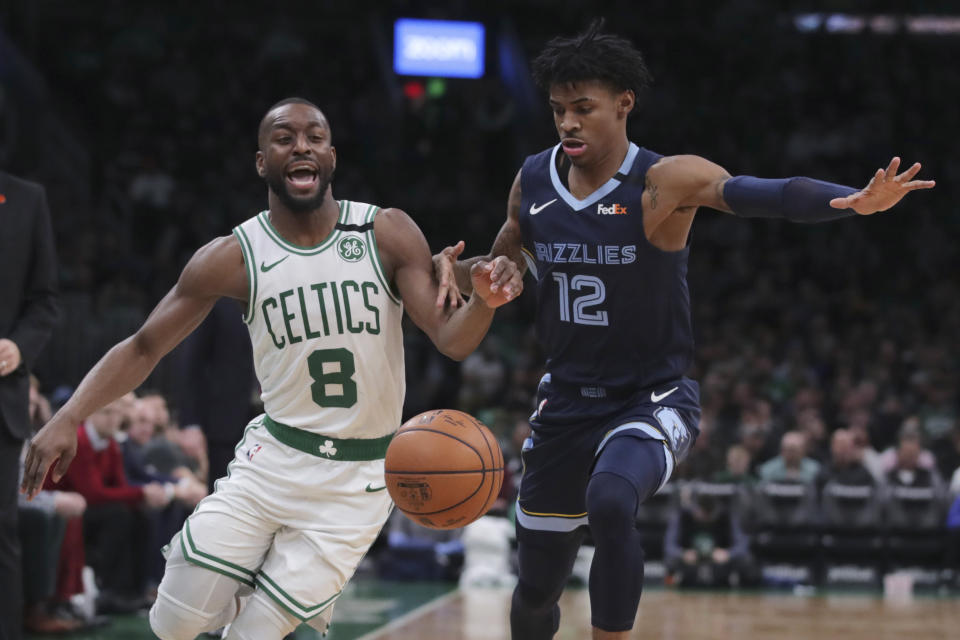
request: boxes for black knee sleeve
[586,472,639,543]
[586,437,668,632]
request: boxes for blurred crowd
[3,0,960,631]
[18,378,209,633]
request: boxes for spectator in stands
[176,426,209,487]
[664,489,754,587]
[17,482,87,633]
[817,429,875,490]
[739,423,770,476]
[758,431,820,483]
[847,410,884,482]
[123,397,206,503]
[122,396,206,587]
[796,408,829,464]
[879,419,938,474]
[44,397,170,613]
[711,444,756,485]
[137,391,208,486]
[123,396,162,483]
[916,375,957,448]
[18,378,98,632]
[18,396,88,634]
[887,435,940,489]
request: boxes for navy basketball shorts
[516,398,700,533]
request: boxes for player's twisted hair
[531,19,652,111]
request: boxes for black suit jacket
[0,172,60,440]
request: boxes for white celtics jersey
[232,201,405,438]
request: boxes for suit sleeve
[10,186,60,369]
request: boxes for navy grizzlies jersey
[519,142,697,418]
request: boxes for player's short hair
[265,96,321,114]
[531,19,653,111]
[258,97,330,147]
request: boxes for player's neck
[566,136,630,199]
[267,190,340,247]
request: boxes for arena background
[2,1,959,638]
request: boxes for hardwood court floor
[23,584,959,639]
[362,587,960,640]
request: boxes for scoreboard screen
[394,19,485,78]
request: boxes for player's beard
[264,164,335,213]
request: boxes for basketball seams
[386,409,505,528]
[398,485,486,517]
[472,416,499,523]
[385,469,502,476]
[384,427,484,471]
[386,430,488,518]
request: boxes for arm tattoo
[645,176,659,210]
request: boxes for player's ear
[617,90,635,118]
[255,151,266,178]
[330,146,337,172]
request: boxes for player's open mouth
[561,139,586,157]
[286,164,319,191]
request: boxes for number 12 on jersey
[551,272,608,326]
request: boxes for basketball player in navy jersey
[435,21,934,640]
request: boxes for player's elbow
[438,343,471,362]
[435,332,477,361]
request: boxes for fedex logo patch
[597,203,628,215]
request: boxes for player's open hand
[830,157,935,215]
[470,256,523,308]
[433,241,465,309]
[20,418,78,499]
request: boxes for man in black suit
[0,171,60,640]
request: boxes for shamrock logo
[318,440,338,458]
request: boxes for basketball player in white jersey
[21,98,522,640]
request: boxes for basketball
[385,409,504,530]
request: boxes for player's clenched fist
[471,256,523,308]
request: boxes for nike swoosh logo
[260,256,289,272]
[529,199,557,216]
[365,484,387,493]
[651,387,678,403]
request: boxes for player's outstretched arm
[646,154,934,226]
[433,169,526,309]
[377,208,521,361]
[21,236,247,498]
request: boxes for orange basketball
[385,409,504,530]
